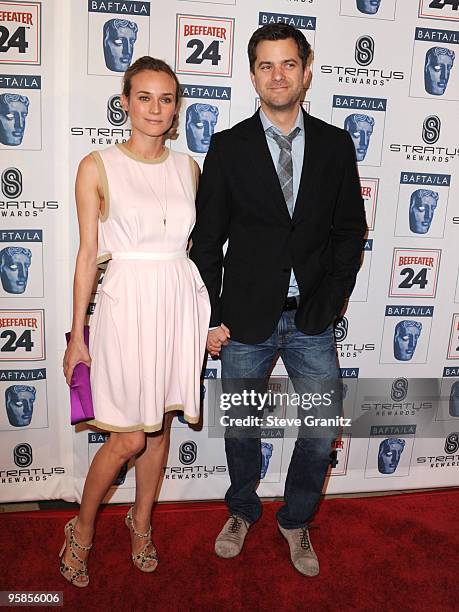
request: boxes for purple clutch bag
[65,325,94,425]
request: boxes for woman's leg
[63,429,146,581]
[128,412,174,561]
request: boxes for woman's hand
[63,338,91,385]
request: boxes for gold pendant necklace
[135,157,168,230]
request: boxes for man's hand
[207,324,231,357]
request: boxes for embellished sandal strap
[126,507,152,539]
[60,559,89,584]
[67,521,93,551]
[132,541,159,566]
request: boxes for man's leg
[215,335,277,557]
[277,313,340,574]
[220,337,277,523]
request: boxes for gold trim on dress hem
[86,404,199,433]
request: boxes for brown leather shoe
[278,523,320,576]
[215,515,250,558]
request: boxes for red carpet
[1,491,458,611]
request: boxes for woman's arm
[63,154,102,384]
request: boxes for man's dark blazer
[189,108,367,344]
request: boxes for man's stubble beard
[260,88,303,113]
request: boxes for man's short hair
[247,24,312,73]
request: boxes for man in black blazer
[190,24,366,576]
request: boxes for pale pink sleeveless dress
[87,144,210,432]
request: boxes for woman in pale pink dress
[61,57,210,588]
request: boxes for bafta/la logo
[357,0,382,14]
[1,167,22,198]
[5,384,36,427]
[409,189,439,234]
[107,95,128,127]
[103,19,138,73]
[260,442,273,479]
[450,380,459,417]
[422,115,441,143]
[334,316,348,342]
[179,440,197,465]
[355,35,375,66]
[0,93,30,146]
[424,47,455,96]
[378,438,405,474]
[391,377,409,401]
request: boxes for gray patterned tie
[267,126,301,216]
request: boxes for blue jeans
[220,310,340,529]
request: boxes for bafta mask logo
[449,381,459,417]
[0,246,32,294]
[378,438,405,474]
[356,0,382,14]
[113,461,128,485]
[344,113,375,162]
[185,103,219,154]
[6,385,36,427]
[260,442,273,479]
[409,189,438,234]
[393,320,422,361]
[103,18,138,72]
[0,93,29,146]
[424,47,455,96]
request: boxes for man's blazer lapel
[292,109,322,224]
[242,111,293,223]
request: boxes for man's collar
[259,106,304,135]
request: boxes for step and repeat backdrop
[1,0,458,503]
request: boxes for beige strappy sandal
[59,517,93,588]
[125,507,159,573]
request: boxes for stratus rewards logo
[321,34,404,87]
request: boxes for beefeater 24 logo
[175,14,235,77]
[0,2,41,65]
